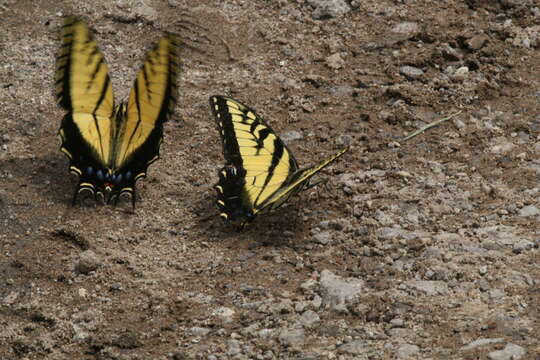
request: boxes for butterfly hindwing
[210,96,348,227]
[55,17,179,206]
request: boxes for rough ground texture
[1,0,539,359]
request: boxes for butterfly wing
[55,16,116,199]
[109,34,180,202]
[258,147,349,212]
[210,96,299,224]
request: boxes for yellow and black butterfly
[55,17,179,207]
[209,96,348,228]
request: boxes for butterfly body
[210,96,348,228]
[55,17,179,206]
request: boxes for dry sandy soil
[1,0,539,359]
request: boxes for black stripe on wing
[253,137,285,207]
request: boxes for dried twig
[400,111,462,142]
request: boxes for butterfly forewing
[211,96,298,210]
[117,35,180,170]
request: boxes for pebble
[517,205,539,217]
[397,344,420,359]
[391,22,420,39]
[399,66,424,80]
[326,53,345,69]
[75,250,101,274]
[379,227,408,240]
[213,307,235,323]
[488,343,526,360]
[374,210,395,226]
[227,340,242,356]
[461,338,504,351]
[313,231,333,245]
[512,239,535,254]
[319,269,364,312]
[2,291,18,305]
[190,327,211,336]
[281,130,303,143]
[467,34,489,50]
[72,324,89,342]
[337,340,368,355]
[452,66,469,80]
[307,0,351,19]
[406,280,449,296]
[479,265,488,275]
[278,328,306,346]
[300,310,320,326]
[490,139,516,154]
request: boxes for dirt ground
[1,0,539,359]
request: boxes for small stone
[399,66,424,80]
[258,328,274,339]
[300,278,318,291]
[338,340,368,355]
[278,328,306,346]
[76,250,100,274]
[453,66,469,80]
[190,327,211,336]
[490,140,516,154]
[390,318,405,328]
[397,344,420,359]
[311,294,322,309]
[391,22,420,39]
[2,291,18,305]
[467,34,489,50]
[319,270,364,312]
[488,343,526,360]
[313,231,333,245]
[113,330,142,349]
[78,288,87,298]
[227,340,242,356]
[518,205,539,217]
[396,171,412,178]
[213,307,235,323]
[307,0,351,19]
[72,325,89,342]
[406,280,449,296]
[479,265,488,275]
[489,288,506,301]
[281,130,303,143]
[379,110,396,124]
[461,338,504,351]
[300,310,320,327]
[337,134,352,147]
[326,53,345,69]
[512,239,535,254]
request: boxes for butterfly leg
[303,178,328,192]
[131,189,136,210]
[71,186,80,206]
